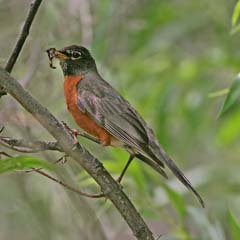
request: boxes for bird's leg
[62,121,101,145]
[117,154,135,183]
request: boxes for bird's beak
[46,48,69,69]
[46,48,69,61]
[54,50,69,60]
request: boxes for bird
[46,45,204,207]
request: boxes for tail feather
[156,147,205,208]
[135,153,168,179]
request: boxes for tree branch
[0,136,62,153]
[5,0,43,72]
[0,0,43,97]
[0,126,100,153]
[0,67,154,240]
[0,134,124,198]
[32,168,105,198]
[0,150,104,198]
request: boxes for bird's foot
[62,121,102,147]
[62,121,81,145]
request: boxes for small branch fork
[0,128,131,198]
[0,128,132,180]
[1,125,134,185]
[0,127,105,199]
[0,150,104,199]
[0,136,62,153]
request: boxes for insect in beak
[46,48,57,69]
[46,48,69,69]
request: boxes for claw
[62,121,81,146]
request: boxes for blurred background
[0,0,240,239]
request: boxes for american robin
[46,45,204,207]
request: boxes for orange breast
[63,75,112,146]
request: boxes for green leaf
[229,210,240,240]
[217,110,240,145]
[232,0,240,27]
[208,88,229,98]
[219,75,240,117]
[163,185,186,220]
[0,155,52,174]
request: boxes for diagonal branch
[5,0,43,72]
[0,0,43,97]
[0,67,154,240]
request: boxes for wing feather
[77,81,148,149]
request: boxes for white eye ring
[71,51,81,60]
[65,50,82,60]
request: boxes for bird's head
[46,45,97,76]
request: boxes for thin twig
[0,150,104,198]
[0,132,100,153]
[0,134,125,184]
[0,122,100,154]
[0,136,62,153]
[0,0,43,97]
[0,126,104,198]
[33,168,104,198]
[0,151,12,158]
[24,154,67,173]
[5,0,43,72]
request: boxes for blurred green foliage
[229,210,240,240]
[1,0,240,239]
[0,155,52,174]
[219,75,240,116]
[231,0,240,33]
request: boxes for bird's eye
[71,51,81,59]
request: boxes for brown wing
[76,78,149,151]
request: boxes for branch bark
[0,0,43,97]
[0,67,154,240]
[0,136,62,153]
